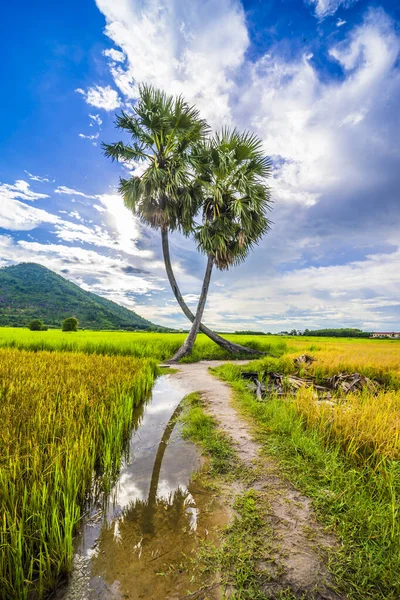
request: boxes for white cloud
[337,18,346,26]
[307,0,359,19]
[0,200,59,231]
[103,48,125,63]
[201,246,400,331]
[236,8,400,213]
[78,132,99,140]
[0,180,156,261]
[0,181,55,231]
[75,85,121,111]
[95,193,154,257]
[54,186,95,198]
[0,180,49,202]
[94,0,249,126]
[68,211,84,221]
[23,171,51,183]
[89,114,103,126]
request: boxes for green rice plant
[0,328,288,362]
[0,348,157,599]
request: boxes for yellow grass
[295,387,400,463]
[243,337,400,465]
[288,337,400,386]
[279,339,400,464]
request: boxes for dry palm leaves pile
[242,354,380,401]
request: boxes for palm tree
[169,128,272,362]
[103,85,260,356]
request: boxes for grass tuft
[180,392,235,474]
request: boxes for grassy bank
[215,358,400,599]
[0,348,157,600]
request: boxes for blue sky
[1,0,400,331]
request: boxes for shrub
[28,319,46,331]
[62,317,79,332]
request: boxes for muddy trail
[173,361,344,600]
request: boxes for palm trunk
[161,228,261,356]
[169,255,213,362]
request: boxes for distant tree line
[302,328,371,338]
[234,330,267,335]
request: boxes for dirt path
[171,361,344,600]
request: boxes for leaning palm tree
[103,85,260,356]
[169,128,272,362]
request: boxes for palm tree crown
[102,84,209,234]
[194,128,272,269]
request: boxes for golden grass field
[284,339,400,462]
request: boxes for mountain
[0,263,163,331]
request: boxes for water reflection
[57,375,227,600]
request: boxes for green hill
[0,263,162,331]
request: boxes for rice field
[242,338,400,464]
[1,327,400,598]
[0,327,287,361]
[0,348,157,600]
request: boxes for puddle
[55,375,227,600]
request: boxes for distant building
[370,332,400,339]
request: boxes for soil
[170,361,345,600]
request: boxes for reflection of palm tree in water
[90,404,214,598]
[141,402,184,534]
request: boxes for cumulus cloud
[75,85,121,110]
[94,0,249,126]
[235,5,400,253]
[0,180,55,231]
[202,246,400,331]
[1,180,155,260]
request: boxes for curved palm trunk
[161,228,260,356]
[169,255,213,362]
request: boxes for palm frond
[103,84,208,234]
[195,128,273,270]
